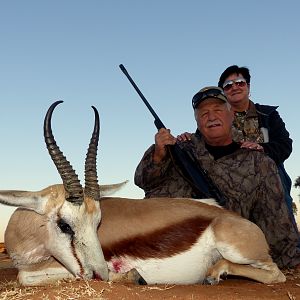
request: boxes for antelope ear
[0,190,50,214]
[99,180,129,197]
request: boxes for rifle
[119,64,226,205]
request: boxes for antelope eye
[57,219,74,236]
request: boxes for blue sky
[1,1,300,241]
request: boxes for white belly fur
[108,227,221,284]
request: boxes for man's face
[195,98,233,146]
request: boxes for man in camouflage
[134,86,300,269]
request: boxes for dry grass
[0,279,107,300]
[0,280,39,300]
[51,280,106,300]
[140,284,176,292]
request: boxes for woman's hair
[218,65,251,88]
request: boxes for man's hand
[153,128,176,163]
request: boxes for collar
[205,141,241,160]
[234,100,257,118]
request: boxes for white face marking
[45,200,108,280]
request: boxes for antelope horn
[84,106,100,201]
[44,101,83,205]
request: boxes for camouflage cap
[192,86,227,109]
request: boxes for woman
[218,65,292,165]
[218,65,295,226]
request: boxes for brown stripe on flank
[102,216,212,261]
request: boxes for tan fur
[44,185,66,212]
[84,196,99,214]
[2,185,286,285]
[5,209,51,268]
[99,197,225,245]
[212,214,271,260]
[206,259,286,284]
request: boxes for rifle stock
[119,64,226,205]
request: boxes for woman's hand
[176,132,192,142]
[240,141,264,152]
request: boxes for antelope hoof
[128,268,147,285]
[109,268,147,285]
[220,271,228,280]
[138,276,147,285]
[203,276,220,285]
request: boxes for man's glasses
[192,88,226,109]
[223,78,247,91]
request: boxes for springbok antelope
[0,101,285,286]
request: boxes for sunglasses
[192,88,226,109]
[222,78,247,91]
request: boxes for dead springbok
[0,101,285,286]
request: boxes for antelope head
[0,101,109,281]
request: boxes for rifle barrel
[119,64,165,128]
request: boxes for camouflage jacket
[134,134,300,268]
[232,100,292,165]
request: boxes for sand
[0,249,300,300]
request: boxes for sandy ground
[0,252,300,300]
